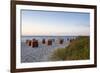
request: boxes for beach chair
[42,39,45,44]
[26,40,31,46]
[47,39,52,46]
[31,39,38,48]
[59,39,64,44]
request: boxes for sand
[21,41,69,63]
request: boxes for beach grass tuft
[50,36,90,61]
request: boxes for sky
[21,10,90,36]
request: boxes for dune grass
[50,36,90,61]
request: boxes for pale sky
[21,10,90,36]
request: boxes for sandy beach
[21,41,69,63]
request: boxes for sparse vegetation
[50,36,90,61]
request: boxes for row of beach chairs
[25,38,74,48]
